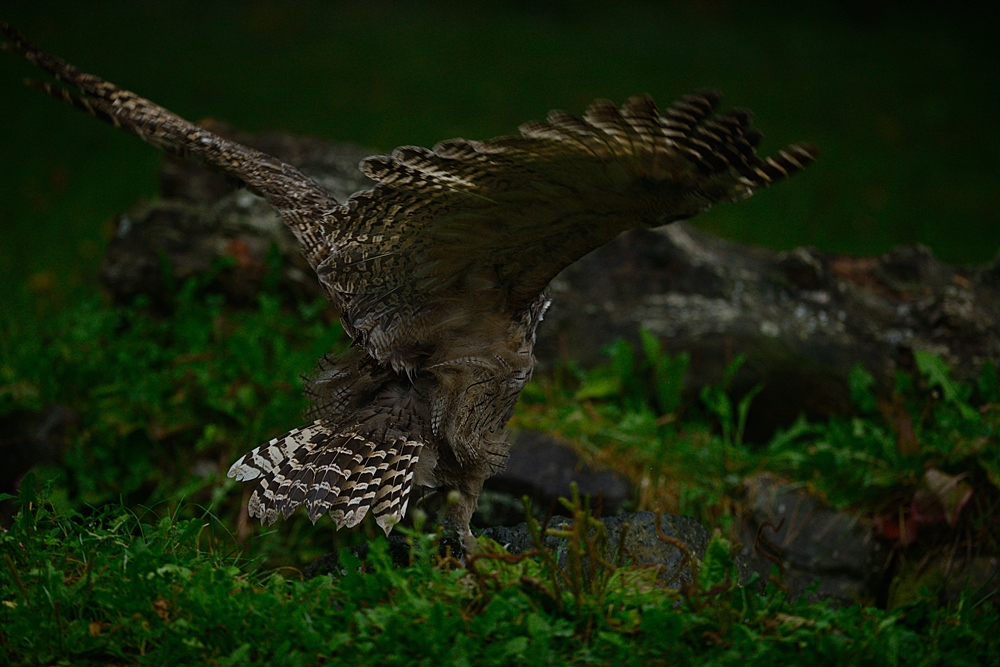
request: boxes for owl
[2,22,814,551]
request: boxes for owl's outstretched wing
[6,23,817,535]
[4,22,815,369]
[0,22,337,270]
[319,93,816,370]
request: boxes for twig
[754,518,787,576]
[655,512,694,587]
[3,553,34,611]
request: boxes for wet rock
[303,512,723,590]
[0,405,75,493]
[482,511,722,589]
[302,535,414,577]
[472,489,533,529]
[101,121,374,306]
[737,473,887,605]
[889,553,1000,608]
[942,556,999,604]
[476,430,633,527]
[0,406,76,525]
[100,127,1000,439]
[536,224,1000,440]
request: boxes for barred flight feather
[238,420,423,535]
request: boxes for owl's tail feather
[228,418,424,535]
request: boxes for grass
[514,331,1000,526]
[1,278,998,664]
[2,4,998,660]
[3,483,997,665]
[1,279,355,569]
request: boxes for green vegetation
[3,4,997,661]
[515,330,999,527]
[3,483,997,666]
[2,281,998,664]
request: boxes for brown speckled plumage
[3,22,815,546]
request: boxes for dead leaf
[881,396,920,455]
[874,508,920,546]
[774,613,815,631]
[923,468,973,525]
[153,597,171,622]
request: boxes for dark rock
[942,556,999,604]
[778,247,826,290]
[476,430,633,527]
[99,126,1000,439]
[981,253,1000,288]
[303,511,723,591]
[101,121,374,306]
[737,473,887,605]
[0,406,76,525]
[482,511,721,589]
[0,405,75,493]
[472,489,533,529]
[536,223,1000,441]
[889,553,1000,608]
[302,534,414,578]
[301,551,340,578]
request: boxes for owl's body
[233,290,549,540]
[3,22,815,547]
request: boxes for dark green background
[1,1,997,292]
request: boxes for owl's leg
[439,472,488,557]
